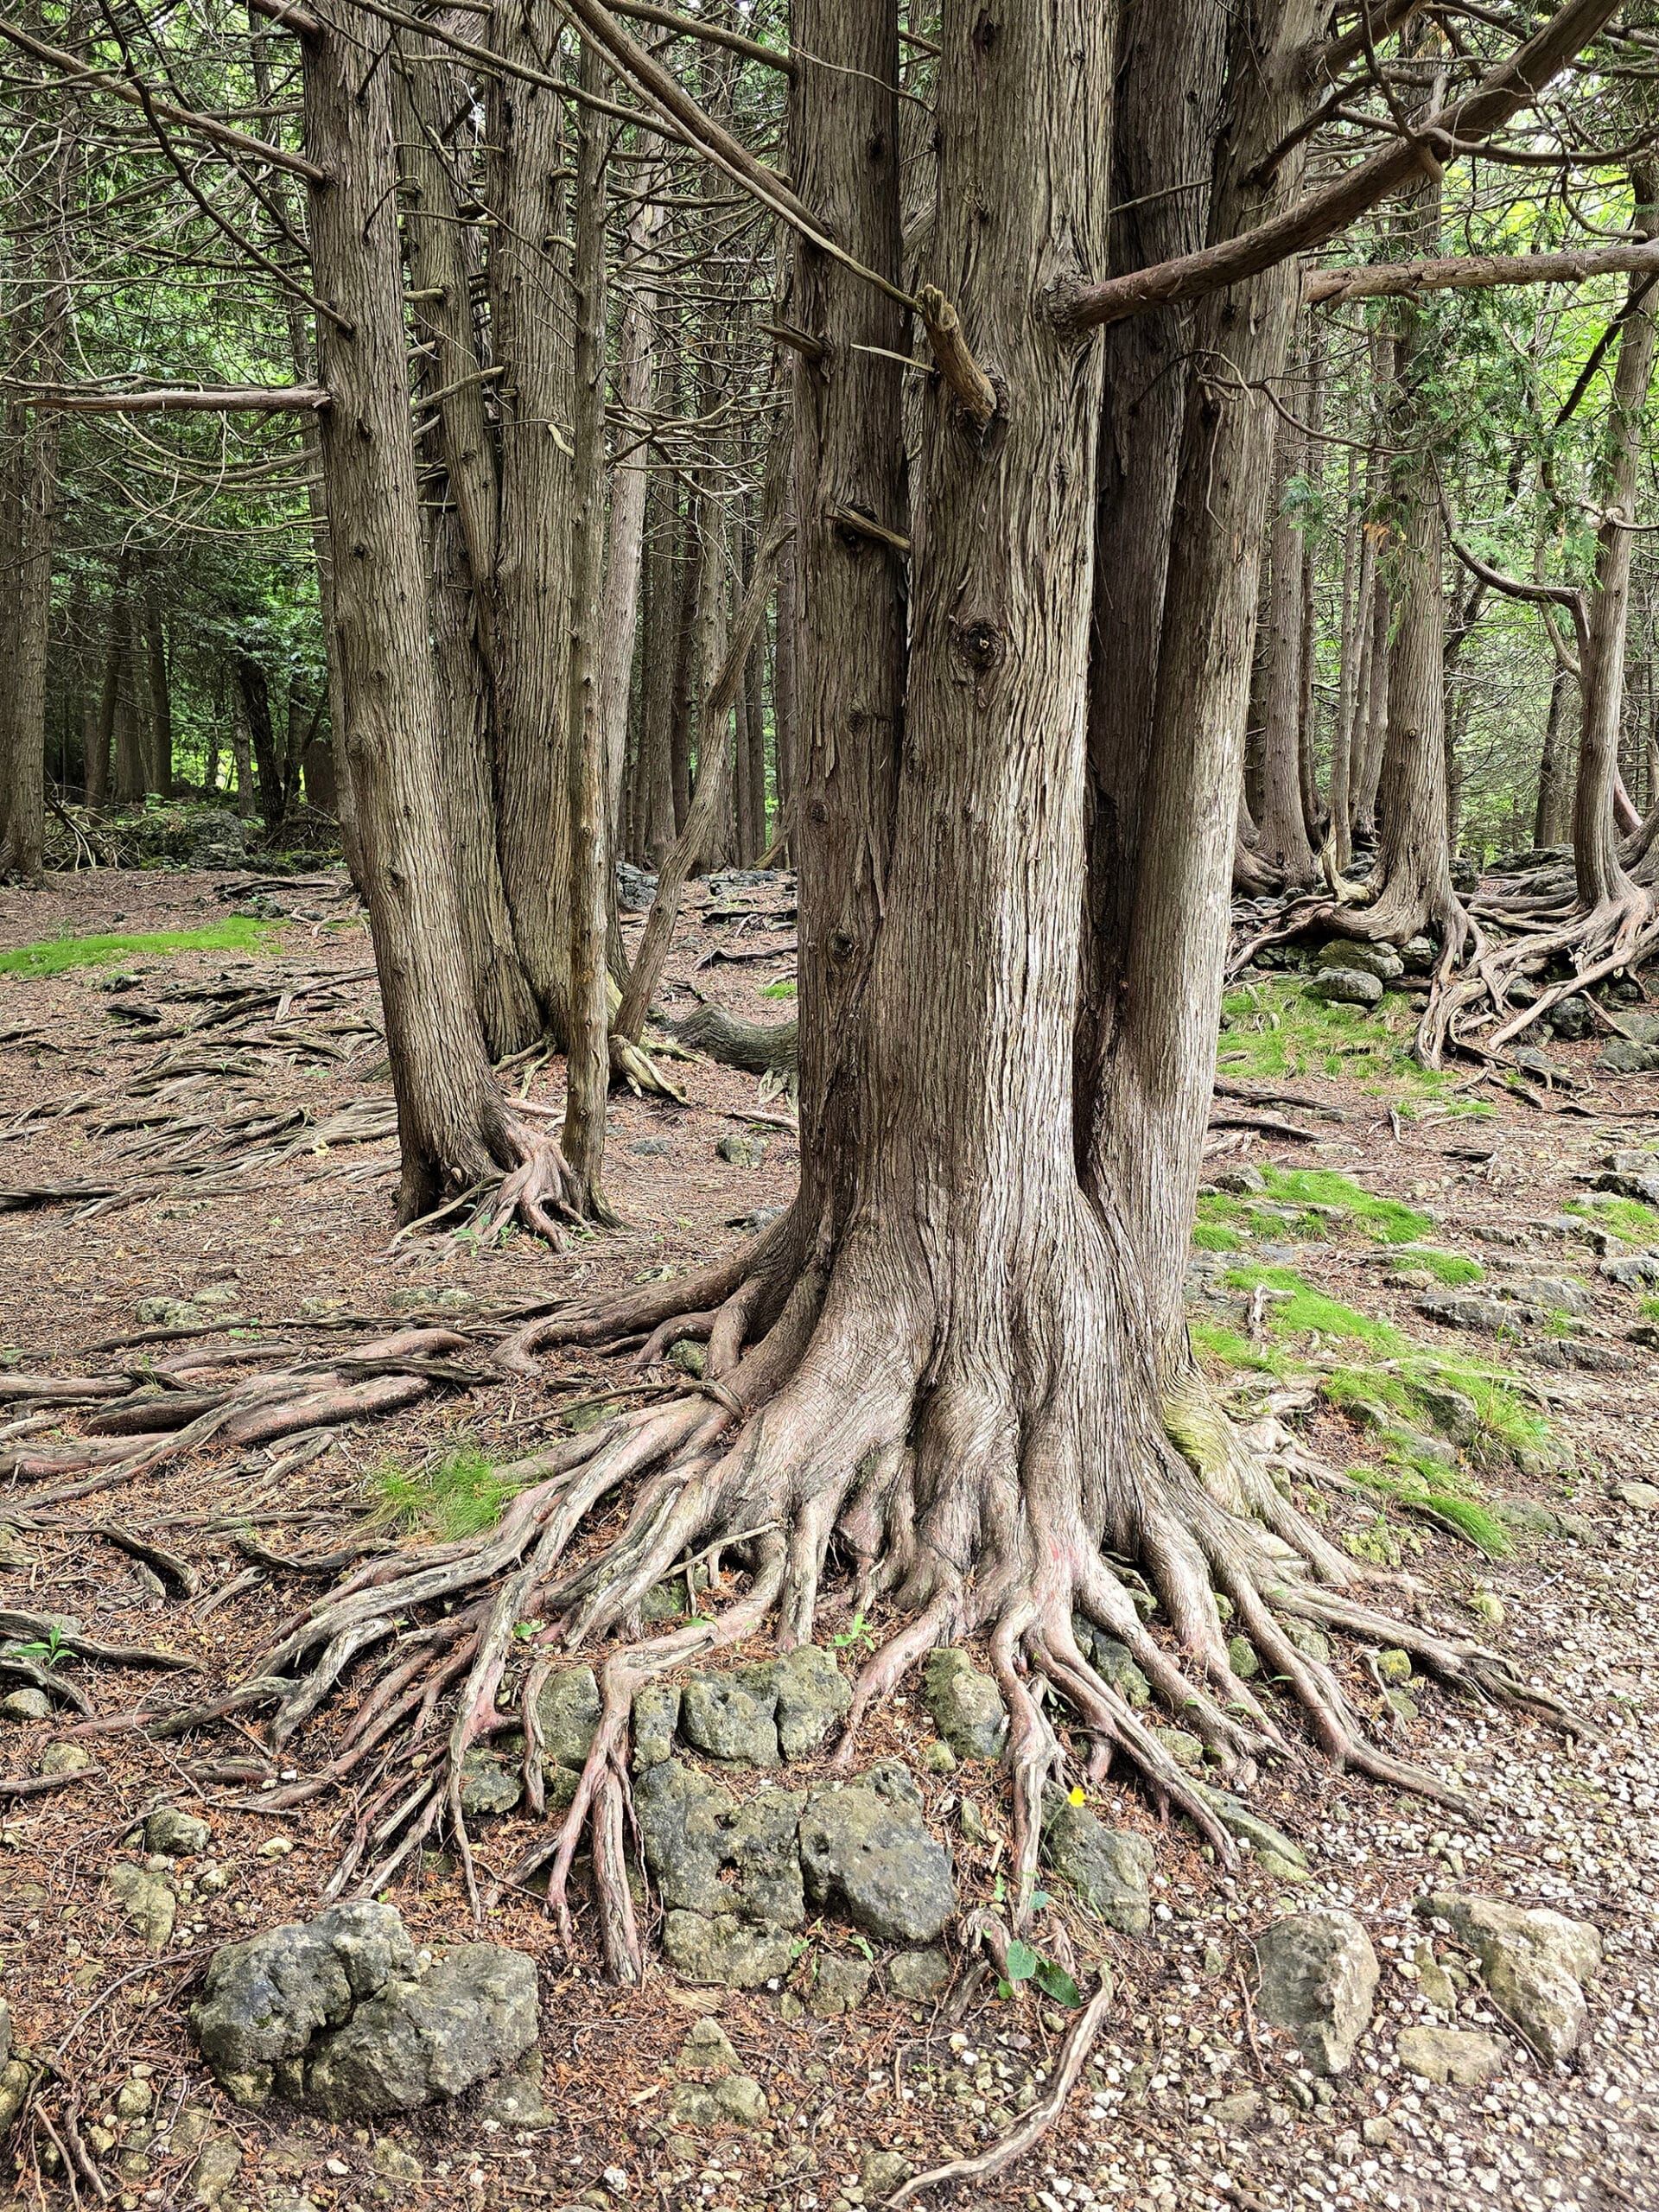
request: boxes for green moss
[1255,1166,1434,1246]
[759,979,798,1000]
[372,1444,518,1540]
[1344,1462,1512,1558]
[1388,1244,1483,1287]
[0,917,278,976]
[1565,1194,1659,1247]
[1186,1318,1289,1378]
[1220,1262,1402,1351]
[1192,1220,1245,1252]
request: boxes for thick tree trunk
[113,603,144,804]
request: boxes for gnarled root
[1420,883,1658,1066]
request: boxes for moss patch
[1566,1194,1659,1247]
[1220,1262,1403,1351]
[0,918,278,977]
[1387,1244,1483,1287]
[372,1444,518,1541]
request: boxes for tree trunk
[144,583,172,798]
[300,0,552,1225]
[112,602,144,804]
[86,568,126,808]
[1572,164,1657,911]
[1535,665,1574,846]
[235,652,283,827]
[1255,412,1319,884]
[641,466,681,867]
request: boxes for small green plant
[1192,1219,1245,1252]
[372,1443,518,1540]
[1565,1194,1659,1247]
[1221,1263,1403,1351]
[8,1624,70,1668]
[996,1937,1083,2008]
[1254,1166,1435,1247]
[831,1612,877,1656]
[0,918,278,977]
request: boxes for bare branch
[17,385,330,411]
[1307,238,1659,304]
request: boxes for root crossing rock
[191,1902,537,2117]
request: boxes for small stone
[1375,1649,1414,1686]
[715,2075,767,2125]
[1150,1726,1205,1773]
[1421,1891,1599,2062]
[0,1688,50,1722]
[1595,1039,1659,1075]
[715,1133,766,1168]
[1209,2091,1263,2130]
[1226,1634,1260,1681]
[186,2136,243,2206]
[1254,1909,1379,2075]
[256,1834,294,1859]
[106,1864,176,1949]
[1213,1165,1266,1195]
[666,1339,706,1377]
[1411,1940,1457,2011]
[861,2151,911,2196]
[1362,2114,1402,2147]
[921,1649,1007,1760]
[1283,1620,1332,1664]
[806,1953,872,2018]
[39,1739,92,1774]
[887,1948,951,2000]
[1468,1590,1504,1627]
[629,1137,673,1157]
[1383,1688,1420,1721]
[114,2077,154,2118]
[676,2017,738,2075]
[1395,2025,1506,2085]
[458,1751,522,1818]
[766,1643,852,1761]
[145,1807,211,1857]
[371,2140,424,2183]
[1615,1479,1659,1511]
[922,1739,958,1775]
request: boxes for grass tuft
[0,918,278,977]
[1221,1262,1403,1351]
[1254,1165,1435,1246]
[1388,1243,1483,1287]
[372,1443,518,1540]
[1565,1193,1659,1247]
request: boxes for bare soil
[1,865,1656,2212]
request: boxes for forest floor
[1,863,1656,2212]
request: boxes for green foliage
[759,979,797,1000]
[1344,1462,1513,1559]
[0,918,278,977]
[1254,1165,1436,1246]
[372,1444,518,1541]
[1185,1318,1290,1378]
[997,1938,1082,2008]
[1191,1217,1245,1252]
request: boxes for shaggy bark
[1535,665,1575,846]
[1255,412,1319,885]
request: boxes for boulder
[192,1904,416,2098]
[922,1648,1007,1760]
[1306,968,1383,1008]
[1602,1252,1659,1291]
[679,1666,779,1765]
[1253,1909,1378,2075]
[1040,1800,1153,1935]
[1191,1784,1308,1876]
[304,1945,539,2120]
[1423,1891,1599,2062]
[798,1761,956,1944]
[1395,2024,1506,2085]
[1314,940,1404,983]
[715,1134,766,1168]
[1595,1039,1659,1076]
[1400,935,1437,973]
[145,1807,211,1858]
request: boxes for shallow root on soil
[1418,880,1659,1064]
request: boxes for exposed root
[1419,883,1658,1065]
[883,1961,1114,2211]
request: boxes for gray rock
[145,1807,211,1857]
[679,1666,779,1765]
[192,1903,417,2092]
[715,1134,766,1168]
[629,1135,672,1157]
[1040,1801,1153,1934]
[922,1648,1007,1760]
[1213,1165,1267,1194]
[1227,1634,1261,1681]
[798,1761,957,1943]
[676,2015,738,2075]
[1594,1166,1659,1205]
[631,1683,681,1768]
[862,2151,912,2197]
[1253,1909,1378,2075]
[371,2139,426,2183]
[766,1643,851,1760]
[669,2073,768,2126]
[1314,940,1404,982]
[1411,1379,1480,1443]
[663,1912,795,1988]
[1616,1478,1659,1510]
[1595,1039,1659,1075]
[304,1944,539,2120]
[887,1948,951,2000]
[40,1738,93,1775]
[1283,1620,1332,1664]
[1395,2024,1507,2085]
[1086,1634,1152,1708]
[458,1751,522,1818]
[1602,1252,1659,1290]
[107,1863,176,1949]
[806,1953,872,2018]
[1546,995,1595,1040]
[1401,935,1437,974]
[1424,1891,1599,2062]
[1497,1274,1589,1315]
[1417,1290,1536,1335]
[632,1759,804,1935]
[1150,1725,1205,1772]
[534,1666,600,1769]
[1209,2090,1265,2130]
[0,1687,50,1721]
[1306,968,1383,1008]
[187,813,250,871]
[615,861,658,912]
